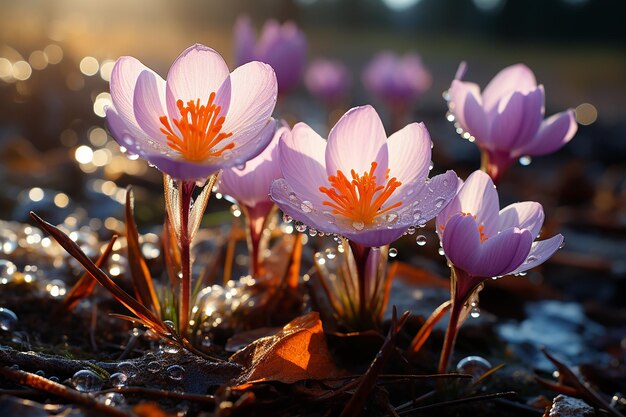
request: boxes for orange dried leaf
[230,312,345,384]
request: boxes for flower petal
[110,56,155,130]
[397,170,459,226]
[489,87,544,152]
[221,61,278,149]
[442,214,482,273]
[463,91,490,147]
[219,126,283,208]
[279,123,329,207]
[508,234,564,276]
[482,64,537,112]
[106,106,150,155]
[499,202,544,239]
[516,110,577,157]
[326,105,388,180]
[438,170,500,239]
[165,44,230,122]
[386,122,432,193]
[448,80,481,134]
[473,227,533,277]
[133,70,168,144]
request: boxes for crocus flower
[447,63,577,182]
[270,105,458,248]
[305,58,351,105]
[234,16,307,95]
[435,170,564,372]
[219,123,284,277]
[362,52,432,108]
[106,44,278,181]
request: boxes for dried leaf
[230,312,345,384]
[30,211,171,338]
[133,403,174,417]
[125,188,161,317]
[392,261,449,288]
[56,235,117,314]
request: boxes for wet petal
[393,170,458,223]
[499,202,544,239]
[463,91,490,147]
[473,227,533,277]
[221,61,278,148]
[448,80,481,134]
[482,64,537,112]
[279,123,329,207]
[165,44,230,122]
[508,234,564,276]
[517,110,577,157]
[386,122,432,192]
[133,70,168,144]
[326,105,388,180]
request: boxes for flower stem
[178,180,195,336]
[242,203,273,278]
[349,241,372,327]
[438,295,463,374]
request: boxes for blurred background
[1,0,626,368]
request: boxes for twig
[397,391,517,415]
[0,367,134,417]
[99,386,215,405]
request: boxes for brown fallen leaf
[230,312,345,385]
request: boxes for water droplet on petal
[416,235,427,246]
[288,192,298,201]
[308,228,317,237]
[434,197,446,209]
[352,221,365,231]
[72,369,103,392]
[429,161,434,171]
[470,306,481,318]
[438,247,445,256]
[525,255,538,264]
[407,226,416,235]
[325,248,336,259]
[323,211,335,224]
[0,307,18,331]
[166,365,185,381]
[559,241,565,249]
[282,213,293,223]
[519,155,532,166]
[389,248,398,258]
[230,204,242,217]
[295,222,307,233]
[456,356,492,378]
[300,200,313,213]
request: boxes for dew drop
[288,192,298,201]
[323,211,335,224]
[71,369,104,392]
[308,228,317,237]
[282,213,293,223]
[389,248,398,258]
[385,213,398,224]
[518,271,527,276]
[525,255,538,264]
[352,221,365,231]
[109,372,128,388]
[434,197,446,209]
[166,365,185,381]
[519,155,532,166]
[230,204,242,217]
[407,226,416,235]
[116,361,137,378]
[413,210,422,222]
[146,361,161,373]
[470,306,481,318]
[46,279,67,298]
[438,247,445,256]
[294,222,307,233]
[429,161,434,171]
[98,392,125,407]
[415,235,427,246]
[325,248,336,259]
[300,200,313,213]
[559,241,565,249]
[0,307,18,331]
[456,356,492,378]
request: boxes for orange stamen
[159,92,233,162]
[319,161,402,225]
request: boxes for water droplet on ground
[456,356,492,378]
[109,372,128,388]
[147,361,161,373]
[0,307,18,331]
[71,369,104,392]
[166,365,185,381]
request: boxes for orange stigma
[319,161,402,225]
[159,92,233,162]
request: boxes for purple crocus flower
[219,124,284,277]
[234,16,307,95]
[106,44,278,181]
[435,170,564,371]
[362,52,432,107]
[305,58,351,105]
[447,63,578,182]
[270,105,458,248]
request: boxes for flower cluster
[103,38,577,368]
